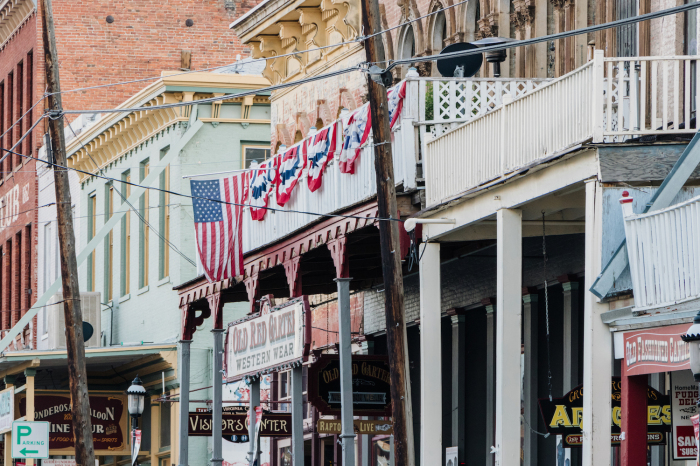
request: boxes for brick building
[0,0,262,349]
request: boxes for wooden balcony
[623,193,700,314]
[423,51,700,207]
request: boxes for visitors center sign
[224,296,311,381]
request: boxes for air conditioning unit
[47,292,101,350]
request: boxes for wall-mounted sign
[539,377,670,447]
[621,323,691,376]
[671,370,698,459]
[316,419,393,435]
[19,391,128,454]
[0,387,14,434]
[308,355,392,417]
[188,410,291,438]
[224,297,311,382]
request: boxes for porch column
[495,208,522,466]
[4,375,15,466]
[291,366,304,466]
[582,179,612,466]
[178,339,191,466]
[621,373,647,465]
[522,288,538,466]
[24,368,36,466]
[484,298,496,466]
[447,309,466,463]
[360,339,374,466]
[335,277,356,466]
[561,275,580,392]
[419,241,442,465]
[208,294,224,466]
[561,275,580,466]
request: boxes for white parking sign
[11,421,49,459]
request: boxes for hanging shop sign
[188,409,291,437]
[308,355,392,417]
[671,370,698,460]
[224,296,311,382]
[19,391,128,454]
[0,386,14,434]
[538,377,670,447]
[316,419,393,435]
[621,323,691,376]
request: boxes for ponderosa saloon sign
[19,392,128,454]
[224,297,311,381]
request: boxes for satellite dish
[436,42,483,78]
[83,322,94,342]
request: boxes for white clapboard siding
[624,194,700,312]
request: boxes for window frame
[241,144,272,169]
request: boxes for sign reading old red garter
[623,323,691,376]
[20,392,127,453]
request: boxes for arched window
[398,26,416,77]
[432,10,447,53]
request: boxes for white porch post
[419,240,442,465]
[495,208,522,466]
[582,179,611,466]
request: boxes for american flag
[190,175,246,282]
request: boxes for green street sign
[11,421,49,459]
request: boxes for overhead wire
[0,146,403,223]
[381,1,700,69]
[65,117,197,267]
[0,95,46,143]
[51,1,700,118]
[50,0,470,98]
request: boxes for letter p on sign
[16,425,30,444]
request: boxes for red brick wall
[47,0,259,116]
[310,293,363,350]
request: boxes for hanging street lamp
[126,376,147,466]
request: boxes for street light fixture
[126,376,147,465]
[681,315,700,464]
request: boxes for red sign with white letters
[623,323,691,376]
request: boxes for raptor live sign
[224,296,311,381]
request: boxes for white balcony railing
[622,194,700,312]
[242,82,419,253]
[424,51,700,207]
[241,73,553,253]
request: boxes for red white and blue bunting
[247,157,278,221]
[306,122,339,192]
[245,80,407,221]
[276,142,307,206]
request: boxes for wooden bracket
[327,237,349,278]
[283,256,303,298]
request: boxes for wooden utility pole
[41,1,96,466]
[360,2,416,464]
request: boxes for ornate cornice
[0,0,34,51]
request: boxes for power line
[54,1,700,119]
[50,0,469,98]
[0,146,402,223]
[382,1,700,69]
[65,118,197,267]
[0,95,46,143]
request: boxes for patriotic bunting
[388,80,407,129]
[247,157,278,221]
[339,103,371,174]
[306,122,339,192]
[276,142,307,206]
[190,174,246,283]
